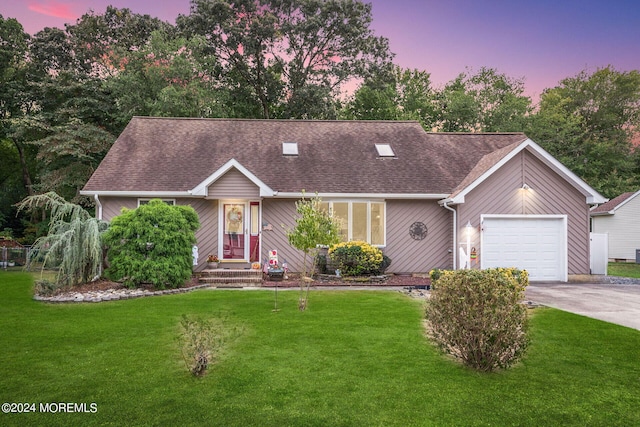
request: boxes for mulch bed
[46,276,202,297]
[47,274,430,296]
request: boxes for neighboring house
[591,190,640,262]
[81,117,606,281]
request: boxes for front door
[222,202,245,260]
[220,201,261,262]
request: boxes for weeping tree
[16,192,108,287]
[285,193,340,310]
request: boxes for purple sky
[3,0,640,102]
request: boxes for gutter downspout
[441,200,457,270]
[93,193,103,281]
[94,194,103,220]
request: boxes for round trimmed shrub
[328,240,384,276]
[103,200,200,289]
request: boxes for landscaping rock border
[34,283,212,303]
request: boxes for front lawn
[609,261,640,278]
[1,271,639,426]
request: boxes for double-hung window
[319,201,385,246]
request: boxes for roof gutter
[271,192,450,200]
[440,199,457,270]
[80,190,194,197]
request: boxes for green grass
[1,271,640,426]
[609,262,640,278]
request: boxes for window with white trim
[319,201,385,246]
[138,199,176,207]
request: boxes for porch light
[521,183,531,190]
[465,221,473,233]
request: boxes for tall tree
[0,15,35,199]
[66,6,173,77]
[106,30,226,128]
[178,0,393,119]
[0,16,39,237]
[345,66,436,129]
[528,66,640,198]
[435,67,532,132]
[14,27,117,204]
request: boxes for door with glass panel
[222,203,245,260]
[221,201,260,262]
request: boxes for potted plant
[207,254,219,269]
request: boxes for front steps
[199,268,263,287]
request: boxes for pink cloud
[28,1,78,20]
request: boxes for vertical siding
[207,168,260,199]
[459,149,591,274]
[385,200,452,272]
[592,195,640,260]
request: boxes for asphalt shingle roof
[82,117,529,196]
[591,191,638,214]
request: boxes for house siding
[457,149,591,275]
[385,200,452,272]
[191,199,218,271]
[100,197,137,222]
[261,198,305,271]
[592,195,640,261]
[260,198,451,274]
[207,168,260,199]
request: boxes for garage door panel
[482,216,566,281]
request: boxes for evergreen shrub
[425,268,529,371]
[103,200,200,289]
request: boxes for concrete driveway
[525,283,640,331]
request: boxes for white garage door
[481,215,567,282]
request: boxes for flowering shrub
[328,240,385,276]
[425,268,529,371]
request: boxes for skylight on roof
[375,144,395,157]
[282,142,299,156]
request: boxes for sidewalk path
[525,282,640,331]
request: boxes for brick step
[199,268,263,285]
[199,276,263,284]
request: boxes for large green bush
[328,240,386,276]
[103,200,200,289]
[425,268,529,371]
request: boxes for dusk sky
[2,0,640,102]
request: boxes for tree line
[1,0,639,243]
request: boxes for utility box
[636,249,640,264]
